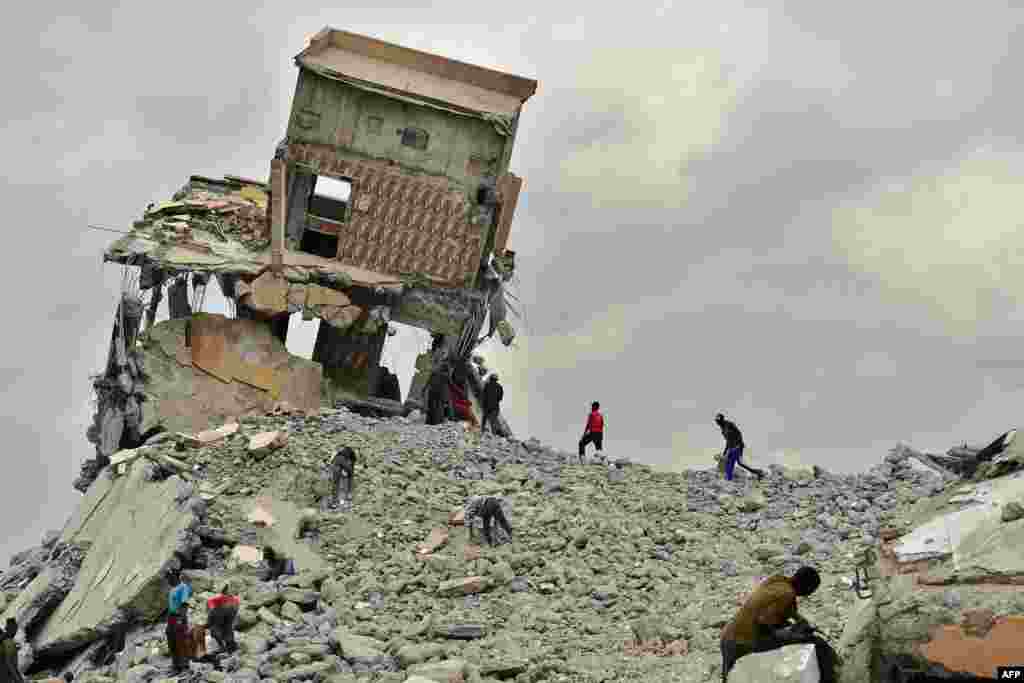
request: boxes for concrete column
[270,159,287,272]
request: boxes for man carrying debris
[481,374,504,435]
[426,361,452,426]
[206,582,240,654]
[329,446,357,506]
[715,413,764,481]
[0,618,25,683]
[464,494,513,546]
[578,402,604,463]
[166,577,193,673]
[719,566,837,683]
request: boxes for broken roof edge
[297,26,538,103]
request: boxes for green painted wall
[287,70,513,193]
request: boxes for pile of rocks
[1,407,974,681]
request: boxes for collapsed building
[80,27,538,491]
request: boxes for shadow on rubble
[882,656,997,682]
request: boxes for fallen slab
[7,463,202,659]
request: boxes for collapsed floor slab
[8,462,203,659]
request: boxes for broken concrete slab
[890,470,1024,571]
[416,528,449,556]
[178,422,240,447]
[1,542,88,671]
[13,464,202,658]
[448,509,466,526]
[331,627,386,658]
[406,659,468,683]
[727,643,819,683]
[248,431,289,457]
[437,577,486,597]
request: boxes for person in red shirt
[206,583,240,653]
[578,401,604,463]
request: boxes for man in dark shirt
[481,374,504,435]
[425,362,452,426]
[720,567,836,682]
[0,618,25,683]
[715,413,764,481]
[330,447,357,506]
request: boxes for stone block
[728,644,819,683]
[437,577,485,597]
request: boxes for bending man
[720,567,837,682]
[464,494,513,546]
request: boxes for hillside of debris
[5,402,1004,683]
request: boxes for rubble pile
[5,406,997,682]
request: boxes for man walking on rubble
[578,402,604,463]
[481,374,504,435]
[720,566,838,683]
[206,582,240,654]
[464,494,513,546]
[715,413,764,481]
[329,446,357,506]
[166,577,193,674]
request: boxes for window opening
[400,127,429,150]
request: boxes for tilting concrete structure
[85,28,537,488]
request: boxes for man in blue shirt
[166,578,193,672]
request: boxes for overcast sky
[3,1,1024,561]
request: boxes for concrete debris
[246,503,276,528]
[229,546,263,566]
[416,528,449,556]
[728,643,820,682]
[247,431,289,457]
[437,577,486,597]
[177,422,240,448]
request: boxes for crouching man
[329,447,357,507]
[206,583,240,654]
[719,566,838,682]
[464,494,513,546]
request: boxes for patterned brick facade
[285,143,484,285]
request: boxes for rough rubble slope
[1,408,962,682]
